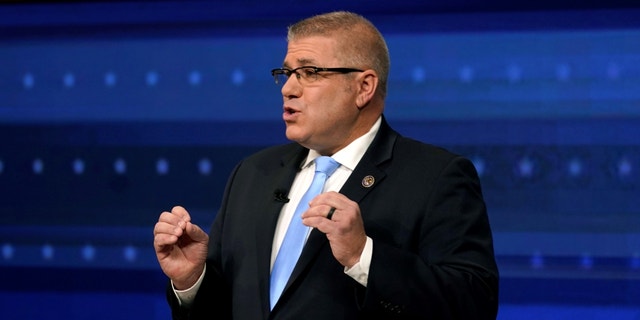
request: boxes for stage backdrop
[1,1,639,319]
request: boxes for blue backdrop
[1,1,639,319]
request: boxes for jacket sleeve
[165,263,233,320]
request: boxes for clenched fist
[153,206,209,289]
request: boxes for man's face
[279,36,362,155]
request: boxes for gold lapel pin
[361,175,375,188]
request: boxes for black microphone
[274,189,290,203]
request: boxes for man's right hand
[153,206,209,290]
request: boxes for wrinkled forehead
[283,36,342,68]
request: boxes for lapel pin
[361,175,375,188]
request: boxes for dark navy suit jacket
[168,117,499,319]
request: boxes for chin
[285,132,310,148]
[284,130,301,143]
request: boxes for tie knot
[314,156,339,177]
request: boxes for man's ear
[355,70,378,109]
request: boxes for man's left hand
[302,191,367,268]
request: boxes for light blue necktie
[269,156,339,309]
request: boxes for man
[154,11,499,319]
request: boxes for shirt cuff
[172,265,206,308]
[344,236,373,287]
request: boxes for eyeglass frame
[271,66,364,86]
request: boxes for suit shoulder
[391,135,481,183]
[395,135,460,162]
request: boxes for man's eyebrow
[283,58,316,69]
[297,58,316,66]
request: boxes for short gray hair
[287,11,390,99]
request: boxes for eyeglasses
[271,66,364,86]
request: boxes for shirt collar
[302,116,382,171]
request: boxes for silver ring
[327,207,336,220]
